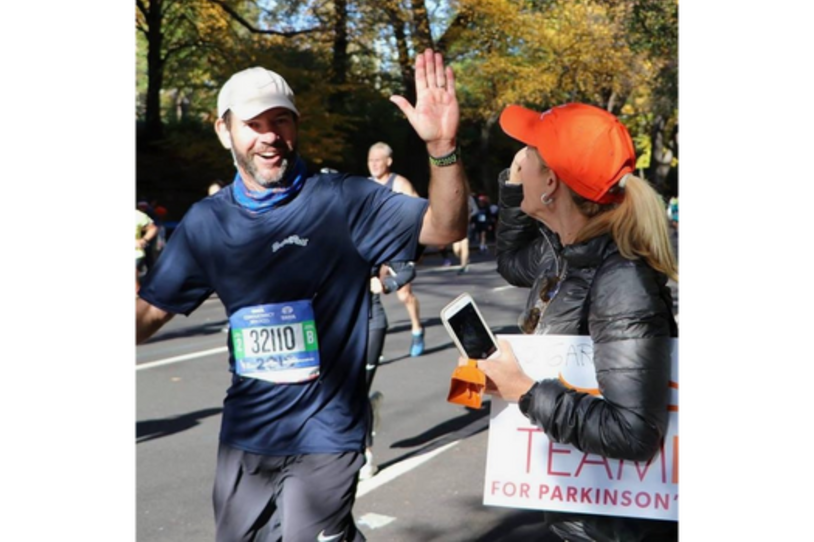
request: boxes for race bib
[229,300,320,384]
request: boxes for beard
[231,144,294,188]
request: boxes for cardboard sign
[483,335,678,521]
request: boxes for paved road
[136,246,678,541]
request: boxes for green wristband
[428,146,460,167]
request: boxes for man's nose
[257,128,280,145]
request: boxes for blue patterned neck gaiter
[232,156,307,214]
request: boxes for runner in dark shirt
[136,49,470,542]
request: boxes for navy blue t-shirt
[139,172,428,456]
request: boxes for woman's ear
[545,170,560,196]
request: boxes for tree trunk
[647,115,673,196]
[380,1,446,193]
[435,9,473,55]
[328,0,349,114]
[382,3,427,192]
[144,0,165,141]
[409,0,433,52]
[478,113,498,192]
[384,4,413,102]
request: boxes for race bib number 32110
[229,300,320,384]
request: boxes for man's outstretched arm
[390,49,469,247]
[421,151,469,246]
[137,298,175,344]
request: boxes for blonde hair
[571,176,678,282]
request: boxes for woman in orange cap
[478,103,678,541]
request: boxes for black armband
[381,276,400,294]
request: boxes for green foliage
[136,0,678,214]
[156,122,224,165]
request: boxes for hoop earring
[540,193,554,205]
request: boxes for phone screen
[448,303,498,359]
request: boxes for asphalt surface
[136,243,678,541]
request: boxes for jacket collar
[561,234,617,269]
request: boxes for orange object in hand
[447,359,486,409]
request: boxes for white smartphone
[440,293,501,360]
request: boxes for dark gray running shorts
[213,442,366,542]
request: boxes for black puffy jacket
[496,171,678,541]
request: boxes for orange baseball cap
[499,103,636,204]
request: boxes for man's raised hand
[390,49,459,157]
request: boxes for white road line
[139,346,465,498]
[357,512,396,530]
[136,346,227,371]
[492,284,517,292]
[356,440,459,497]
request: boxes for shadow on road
[386,317,443,335]
[378,403,492,474]
[380,341,456,365]
[137,407,222,444]
[391,405,490,449]
[381,324,521,367]
[397,495,555,542]
[142,320,229,344]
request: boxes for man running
[136,49,469,542]
[367,141,426,356]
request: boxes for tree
[136,0,324,141]
[136,0,678,216]
[428,0,677,192]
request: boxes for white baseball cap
[217,67,299,120]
